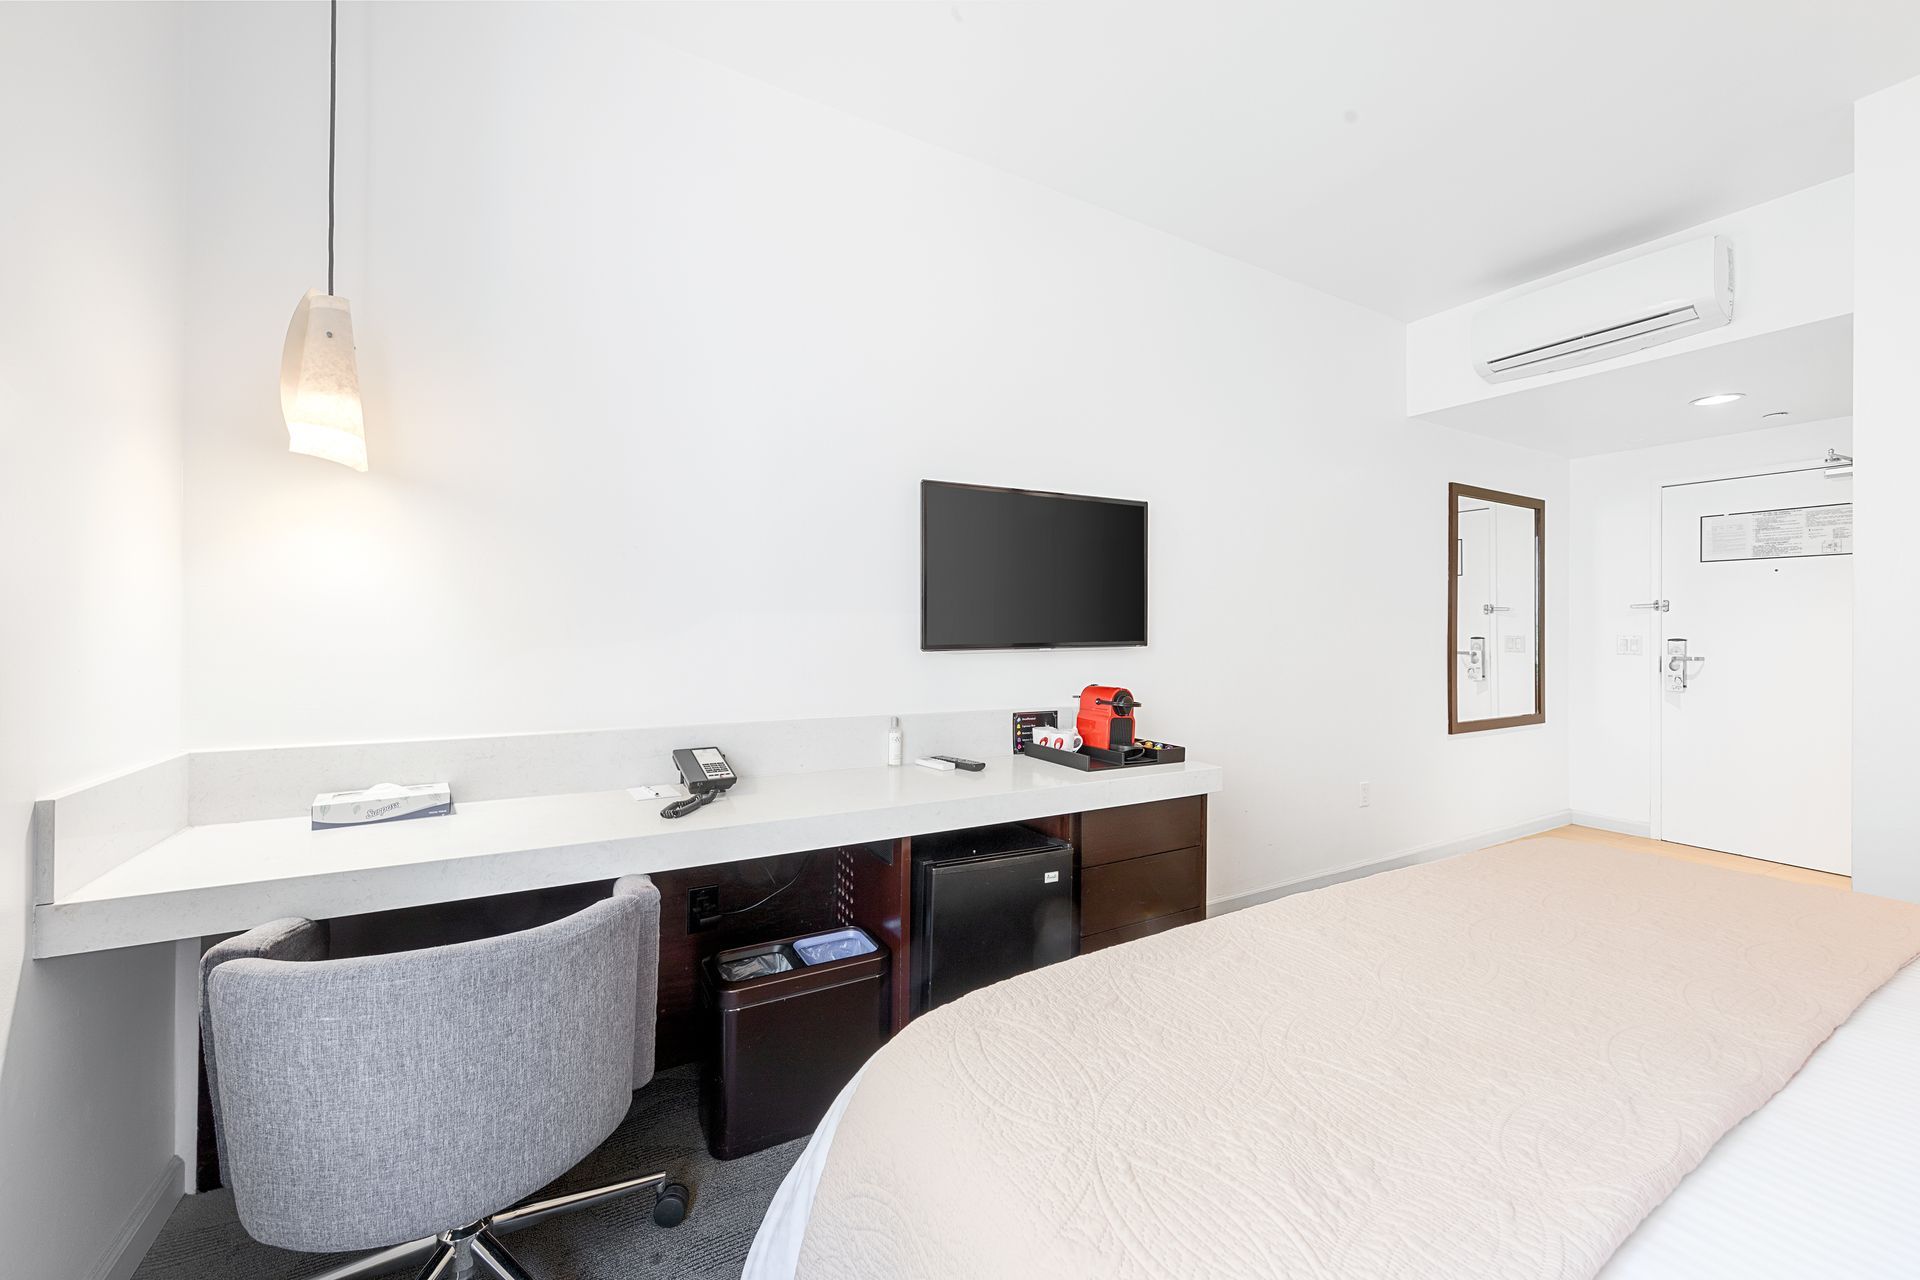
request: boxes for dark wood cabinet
[1080,794,1207,867]
[1081,846,1205,934]
[1075,797,1208,952]
[1081,907,1204,953]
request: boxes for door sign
[1700,503,1852,563]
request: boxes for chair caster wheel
[654,1182,689,1228]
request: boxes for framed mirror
[1449,483,1544,733]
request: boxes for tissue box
[311,782,452,829]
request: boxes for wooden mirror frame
[1448,483,1546,734]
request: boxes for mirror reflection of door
[1449,484,1545,733]
[1455,505,1495,722]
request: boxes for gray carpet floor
[132,1066,806,1280]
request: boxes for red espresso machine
[1076,685,1141,753]
[1022,685,1182,770]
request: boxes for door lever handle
[1630,600,1670,612]
[1667,655,1705,686]
[1482,604,1511,614]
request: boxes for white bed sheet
[1599,957,1920,1278]
[744,963,1920,1280]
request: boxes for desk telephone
[661,747,737,820]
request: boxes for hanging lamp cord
[327,0,337,296]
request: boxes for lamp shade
[281,289,367,471]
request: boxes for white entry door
[1659,466,1852,873]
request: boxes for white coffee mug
[1031,727,1083,751]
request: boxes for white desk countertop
[35,756,1222,957]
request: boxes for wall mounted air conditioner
[1472,235,1734,382]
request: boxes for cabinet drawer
[1079,796,1206,868]
[1080,908,1204,954]
[1080,845,1205,936]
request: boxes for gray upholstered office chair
[200,876,686,1280]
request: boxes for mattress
[746,848,1920,1279]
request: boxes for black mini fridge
[911,824,1076,1014]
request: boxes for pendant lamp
[282,0,367,471]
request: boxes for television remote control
[931,755,986,771]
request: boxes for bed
[743,837,1920,1279]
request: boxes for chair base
[298,1171,685,1280]
[414,1222,525,1280]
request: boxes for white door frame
[1645,459,1841,844]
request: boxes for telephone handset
[661,747,737,820]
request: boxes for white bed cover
[745,961,1920,1280]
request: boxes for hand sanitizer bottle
[888,716,904,767]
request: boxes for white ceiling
[1421,316,1854,456]
[632,1,1920,320]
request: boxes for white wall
[1407,177,1853,420]
[179,2,1568,905]
[0,3,189,1273]
[1854,75,1920,904]
[1567,418,1852,831]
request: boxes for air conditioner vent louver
[1485,306,1702,375]
[1473,236,1733,383]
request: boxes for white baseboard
[1208,810,1574,917]
[1567,811,1653,838]
[90,1155,183,1280]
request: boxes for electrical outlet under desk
[688,885,721,932]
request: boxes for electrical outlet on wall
[1615,635,1644,656]
[1359,781,1372,808]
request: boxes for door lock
[1458,636,1486,682]
[1666,638,1704,691]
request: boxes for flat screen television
[921,480,1148,650]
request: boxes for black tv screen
[921,481,1148,650]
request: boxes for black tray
[1023,740,1187,771]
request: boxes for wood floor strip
[1523,825,1851,892]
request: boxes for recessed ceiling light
[1691,393,1746,407]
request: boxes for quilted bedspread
[796,838,1920,1279]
